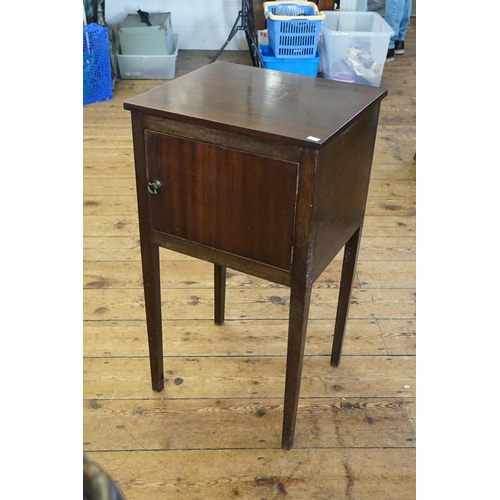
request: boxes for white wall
[105,0,249,50]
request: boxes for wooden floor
[83,18,416,500]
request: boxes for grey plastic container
[117,33,179,80]
[117,13,174,56]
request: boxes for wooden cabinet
[124,61,387,449]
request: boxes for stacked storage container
[260,2,325,77]
[116,12,179,79]
[318,11,393,86]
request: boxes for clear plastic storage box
[117,33,178,80]
[117,12,175,56]
[318,11,393,87]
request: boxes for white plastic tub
[318,12,392,86]
[117,33,178,79]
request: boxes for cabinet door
[145,131,299,271]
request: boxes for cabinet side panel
[312,105,381,282]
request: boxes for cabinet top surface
[124,61,387,148]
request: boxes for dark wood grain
[311,104,382,282]
[150,230,292,286]
[282,149,317,450]
[130,113,164,392]
[331,227,362,367]
[124,61,387,149]
[214,264,226,325]
[145,131,298,270]
[125,63,387,448]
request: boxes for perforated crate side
[83,23,113,106]
[267,18,322,57]
[265,3,324,58]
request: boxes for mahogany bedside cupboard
[124,61,387,450]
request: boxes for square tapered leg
[214,264,226,326]
[331,227,362,367]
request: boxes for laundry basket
[264,1,325,57]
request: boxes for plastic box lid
[119,13,172,29]
[321,11,393,35]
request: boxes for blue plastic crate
[259,44,320,77]
[264,1,325,58]
[83,23,113,106]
